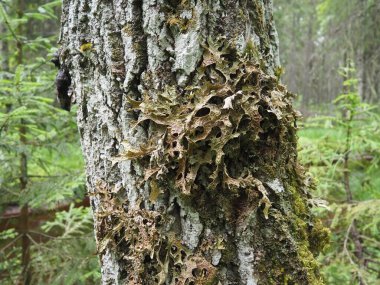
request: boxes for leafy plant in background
[299,62,380,284]
[30,206,100,285]
[0,0,99,283]
[0,228,21,282]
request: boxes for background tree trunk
[59,0,329,284]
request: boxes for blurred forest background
[0,0,379,284]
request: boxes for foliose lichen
[104,37,329,284]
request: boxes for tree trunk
[59,0,329,284]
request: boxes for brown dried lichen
[93,180,218,284]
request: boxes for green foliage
[30,205,100,285]
[0,0,83,209]
[298,64,380,284]
[0,64,85,207]
[0,0,99,283]
[0,229,21,282]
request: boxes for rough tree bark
[59,0,329,284]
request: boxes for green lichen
[309,219,331,254]
[274,66,284,82]
[164,1,196,33]
[111,37,329,284]
[122,24,134,36]
[120,37,293,219]
[243,40,260,59]
[79,42,92,53]
[289,185,307,216]
[167,13,195,33]
[297,243,324,284]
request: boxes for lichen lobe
[110,37,328,284]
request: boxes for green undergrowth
[299,123,380,284]
[298,71,380,284]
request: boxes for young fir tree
[58,1,329,284]
[299,63,380,284]
[0,0,98,284]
